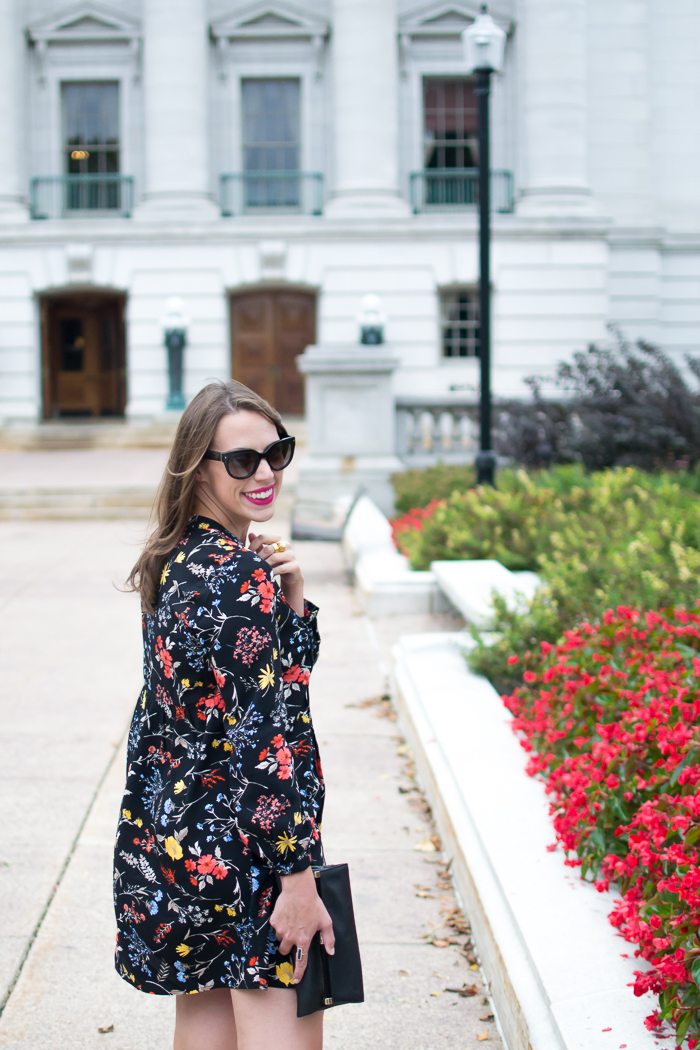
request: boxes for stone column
[136,0,217,217]
[325,0,409,217]
[0,0,28,221]
[517,0,595,215]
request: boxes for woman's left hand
[248,533,305,616]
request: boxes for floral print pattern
[113,516,324,995]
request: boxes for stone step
[0,420,179,451]
[0,486,156,519]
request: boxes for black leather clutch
[295,863,365,1018]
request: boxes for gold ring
[272,541,286,554]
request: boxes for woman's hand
[270,867,335,983]
[248,533,305,616]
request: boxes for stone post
[136,0,217,217]
[0,0,28,221]
[517,0,594,216]
[325,0,408,217]
[296,345,404,515]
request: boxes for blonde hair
[128,380,286,614]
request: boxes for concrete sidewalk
[0,523,501,1050]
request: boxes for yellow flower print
[195,681,203,687]
[135,818,143,828]
[300,713,310,724]
[276,962,295,987]
[181,678,190,689]
[160,564,171,585]
[175,552,186,563]
[176,943,191,957]
[212,739,220,748]
[174,780,185,794]
[275,832,298,855]
[164,836,183,860]
[223,742,232,752]
[294,812,302,825]
[258,665,275,690]
[122,809,131,820]
[273,648,278,660]
[227,907,236,917]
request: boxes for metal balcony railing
[30,174,134,219]
[409,169,514,214]
[396,397,477,465]
[220,172,323,217]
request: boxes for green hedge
[391,465,700,691]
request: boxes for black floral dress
[113,516,324,995]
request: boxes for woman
[114,380,333,1050]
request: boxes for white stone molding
[258,240,287,281]
[65,243,94,283]
[26,3,141,45]
[399,1,513,39]
[210,2,329,42]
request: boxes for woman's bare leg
[231,988,323,1050]
[174,988,238,1050]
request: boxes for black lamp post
[463,4,506,486]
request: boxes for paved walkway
[0,519,501,1050]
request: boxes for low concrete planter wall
[392,631,657,1050]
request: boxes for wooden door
[43,295,125,418]
[230,290,315,415]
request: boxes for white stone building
[0,0,699,427]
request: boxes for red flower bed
[504,607,700,1046]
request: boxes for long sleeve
[192,560,317,875]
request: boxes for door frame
[39,289,128,420]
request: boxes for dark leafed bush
[495,331,700,471]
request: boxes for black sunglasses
[203,435,295,480]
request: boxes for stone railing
[395,397,476,465]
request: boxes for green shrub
[391,466,700,687]
[392,462,475,515]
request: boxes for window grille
[63,82,120,175]
[423,78,478,170]
[441,288,480,358]
[242,79,300,208]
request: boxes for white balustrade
[396,399,476,464]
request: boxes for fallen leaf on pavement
[433,971,447,979]
[431,939,450,948]
[414,839,437,852]
[477,1030,489,1041]
[480,1013,495,1022]
[430,991,441,997]
[415,891,434,898]
[398,969,409,976]
[98,1025,114,1034]
[470,963,480,970]
[445,983,480,997]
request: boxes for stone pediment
[211,1,329,40]
[400,0,513,36]
[27,2,140,43]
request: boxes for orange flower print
[252,568,266,582]
[155,636,173,678]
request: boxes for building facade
[0,0,699,423]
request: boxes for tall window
[62,82,120,211]
[441,289,480,358]
[63,82,119,174]
[242,79,300,209]
[423,78,478,169]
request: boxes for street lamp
[463,4,506,486]
[162,297,189,412]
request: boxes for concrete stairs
[0,486,157,520]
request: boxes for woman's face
[195,410,284,537]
